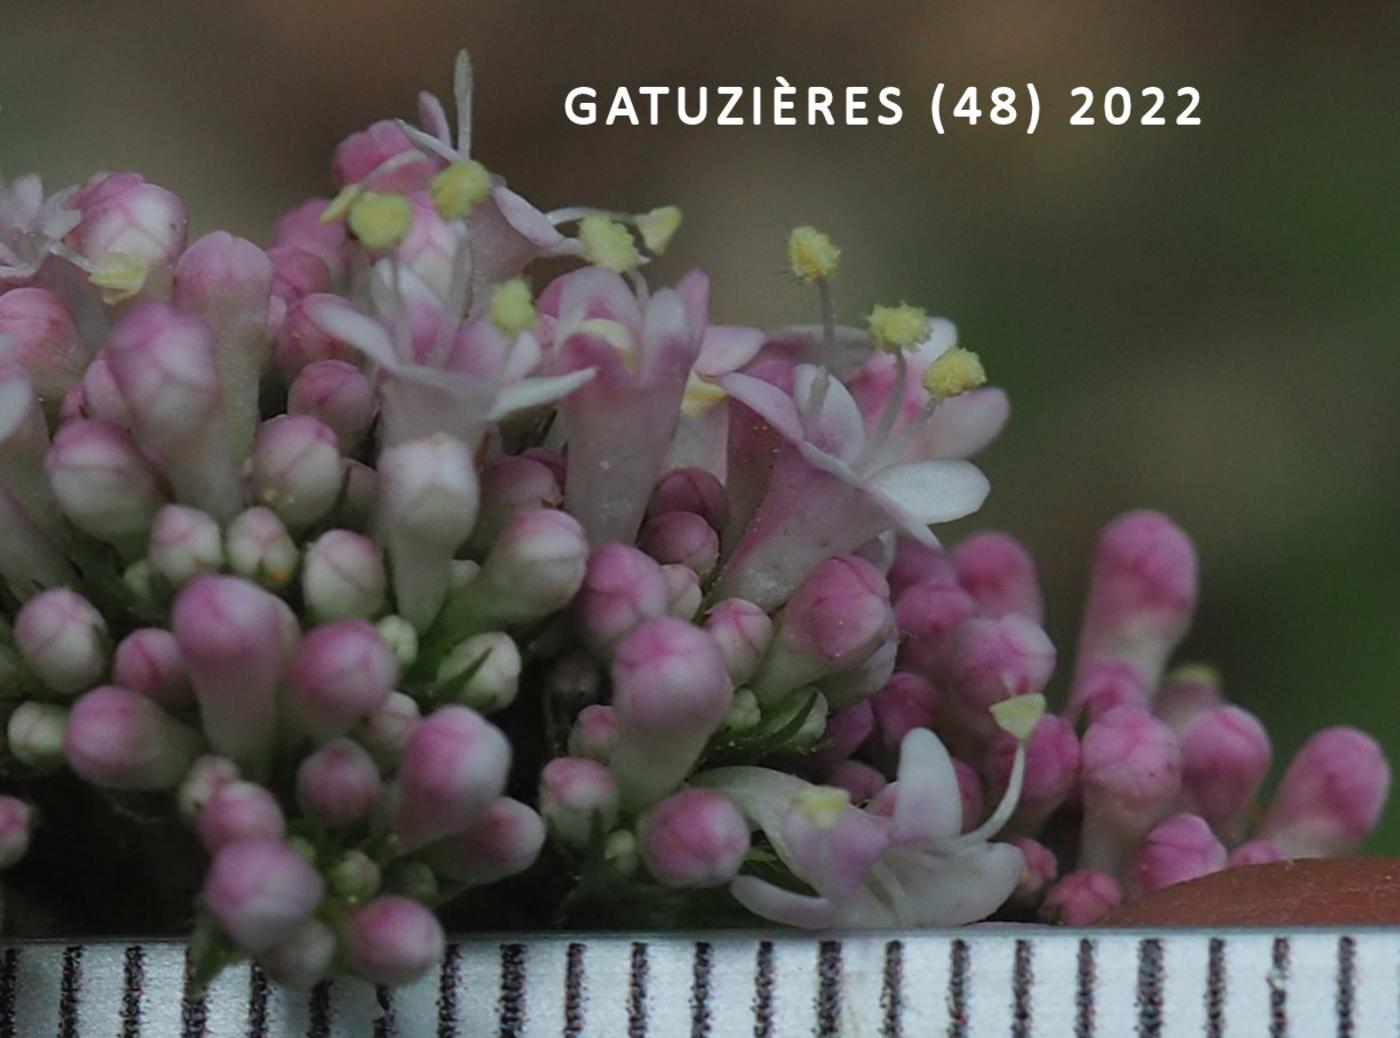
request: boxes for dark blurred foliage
[3,1,1399,847]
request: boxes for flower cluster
[0,52,1388,985]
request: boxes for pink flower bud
[820,637,899,710]
[828,760,888,803]
[14,587,107,694]
[647,467,729,533]
[296,738,383,827]
[662,563,703,620]
[467,509,590,627]
[203,838,325,954]
[807,701,874,773]
[1075,511,1197,688]
[893,577,975,680]
[343,895,446,987]
[77,352,132,427]
[470,455,563,552]
[105,302,241,518]
[0,287,88,402]
[948,614,1056,713]
[1153,664,1223,729]
[223,507,296,589]
[985,713,1080,833]
[437,631,521,714]
[1179,706,1271,838]
[1067,658,1150,724]
[249,415,342,532]
[1040,870,1122,926]
[302,529,386,622]
[568,705,618,763]
[887,537,956,599]
[275,296,360,379]
[539,756,621,847]
[869,671,941,757]
[354,690,421,770]
[177,754,240,823]
[333,121,439,191]
[640,511,720,578]
[149,504,223,587]
[639,788,749,889]
[703,597,773,685]
[0,796,34,869]
[267,245,331,309]
[6,701,67,771]
[392,706,511,851]
[422,797,545,887]
[954,758,985,833]
[47,419,164,554]
[753,555,893,703]
[575,543,670,652]
[1227,840,1288,869]
[952,532,1044,623]
[172,575,287,775]
[273,199,349,282]
[609,617,733,809]
[288,360,375,453]
[394,194,457,299]
[64,685,202,790]
[112,627,190,707]
[1079,705,1183,874]
[1131,813,1227,896]
[70,173,187,273]
[286,620,397,738]
[1006,837,1058,906]
[199,780,286,852]
[1259,727,1390,857]
[258,918,336,989]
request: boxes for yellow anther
[347,192,414,250]
[867,303,931,353]
[489,279,537,336]
[579,215,639,273]
[680,373,728,417]
[575,317,638,371]
[321,184,362,223]
[922,347,986,399]
[793,786,851,828]
[636,206,683,254]
[430,160,491,221]
[89,252,148,304]
[990,693,1046,742]
[787,225,840,282]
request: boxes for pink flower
[64,685,201,791]
[46,418,164,556]
[203,839,324,954]
[286,620,398,738]
[14,587,108,694]
[1259,727,1390,857]
[1041,870,1122,925]
[423,797,545,887]
[951,532,1043,623]
[0,175,80,284]
[1131,813,1226,896]
[343,896,446,987]
[296,738,383,827]
[391,705,510,851]
[639,789,750,889]
[287,359,375,453]
[1078,705,1183,874]
[575,543,670,653]
[540,756,620,847]
[112,628,191,707]
[1178,705,1271,839]
[199,781,286,852]
[0,287,88,402]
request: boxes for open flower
[0,175,80,284]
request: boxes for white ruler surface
[0,928,1393,1036]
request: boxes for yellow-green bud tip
[636,206,683,254]
[431,160,491,221]
[867,303,931,353]
[579,215,639,273]
[922,347,986,399]
[787,225,840,281]
[792,786,851,828]
[347,191,414,251]
[490,279,537,336]
[89,252,149,304]
[990,693,1046,742]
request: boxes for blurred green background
[4,1,1398,848]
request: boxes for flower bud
[469,455,562,552]
[267,245,331,308]
[328,850,382,902]
[343,896,446,987]
[828,760,888,804]
[47,419,164,555]
[576,544,670,653]
[383,861,438,902]
[1006,837,1058,907]
[225,507,298,588]
[647,467,728,533]
[640,511,720,578]
[288,360,375,453]
[286,620,397,738]
[819,637,898,710]
[172,575,288,776]
[1153,664,1224,729]
[301,529,386,621]
[0,796,34,869]
[259,918,336,989]
[112,627,191,707]
[275,296,360,379]
[274,199,350,281]
[0,288,88,403]
[703,598,773,686]
[436,631,521,714]
[392,706,511,851]
[296,738,383,827]
[249,415,343,532]
[422,797,546,887]
[568,705,618,763]
[64,685,202,791]
[1040,870,1122,926]
[948,615,1056,714]
[70,173,187,276]
[984,712,1080,834]
[753,555,893,703]
[149,504,223,587]
[1078,705,1183,874]
[887,538,956,598]
[609,617,733,809]
[951,532,1044,623]
[14,587,108,694]
[539,756,621,847]
[639,788,749,889]
[1075,511,1197,689]
[1131,813,1227,896]
[198,780,286,852]
[1179,706,1271,839]
[1067,658,1150,724]
[203,838,325,954]
[893,577,975,680]
[869,671,941,758]
[354,690,421,770]
[7,702,67,771]
[77,353,132,427]
[1259,727,1390,857]
[662,563,703,620]
[333,120,438,190]
[1227,840,1288,869]
[177,754,240,824]
[807,701,874,774]
[464,509,590,628]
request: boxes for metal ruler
[0,928,1393,1036]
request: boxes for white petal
[883,842,1024,927]
[729,876,838,929]
[719,372,804,443]
[892,728,963,843]
[866,460,989,525]
[921,388,1009,459]
[487,369,597,421]
[910,317,958,366]
[302,295,403,372]
[793,365,866,461]
[697,325,765,377]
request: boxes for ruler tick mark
[308,978,333,1038]
[753,940,775,1038]
[0,948,18,1038]
[628,942,649,1038]
[564,942,586,1038]
[690,941,712,1038]
[816,940,842,1038]
[947,937,969,1038]
[120,945,144,1038]
[246,961,269,1038]
[498,942,526,1038]
[179,948,206,1038]
[1336,936,1356,1038]
[1269,936,1290,1038]
[436,943,461,1038]
[58,944,82,1038]
[1205,937,1225,1038]
[1136,938,1164,1038]
[1075,938,1096,1038]
[374,984,395,1038]
[1012,938,1033,1038]
[879,940,903,1038]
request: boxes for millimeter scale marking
[0,929,1394,1036]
